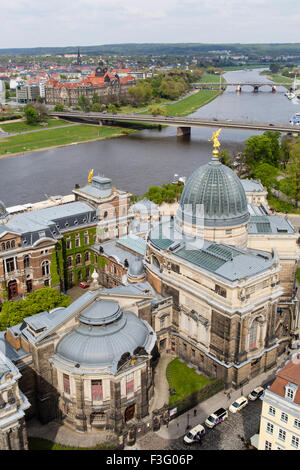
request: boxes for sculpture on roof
[208,128,222,153]
[88,169,94,183]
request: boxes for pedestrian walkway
[149,352,173,413]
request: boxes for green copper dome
[177,159,249,228]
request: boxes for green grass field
[166,358,212,404]
[0,124,131,156]
[260,72,294,88]
[0,118,73,133]
[164,89,222,117]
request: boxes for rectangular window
[160,318,165,330]
[278,429,286,442]
[63,374,70,394]
[215,284,227,298]
[265,440,272,450]
[268,406,276,417]
[280,412,288,424]
[291,435,299,449]
[6,257,15,273]
[266,422,274,435]
[126,373,134,395]
[91,380,103,401]
[66,239,71,250]
[294,418,300,429]
[286,388,295,401]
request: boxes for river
[0,68,299,206]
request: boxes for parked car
[183,424,205,444]
[78,281,89,289]
[229,396,248,413]
[205,408,228,428]
[248,386,264,401]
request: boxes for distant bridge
[193,82,296,92]
[50,111,300,137]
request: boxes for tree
[148,105,167,116]
[78,94,88,111]
[5,90,10,100]
[286,141,300,207]
[91,103,102,112]
[54,103,64,112]
[270,63,280,74]
[0,287,71,330]
[107,104,117,113]
[24,106,38,124]
[253,163,278,191]
[92,93,99,105]
[243,133,279,170]
[219,150,233,167]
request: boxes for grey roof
[92,234,146,268]
[248,215,296,234]
[74,175,113,199]
[149,221,276,282]
[240,179,265,193]
[178,159,249,228]
[0,201,96,247]
[131,198,159,214]
[116,234,146,256]
[21,290,99,344]
[0,331,29,362]
[54,301,156,374]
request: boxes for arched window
[76,253,81,265]
[152,255,160,270]
[6,241,10,250]
[67,256,72,268]
[249,320,258,350]
[1,243,5,251]
[84,251,90,263]
[42,260,49,276]
[11,240,15,249]
[24,255,30,268]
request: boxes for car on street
[205,408,228,428]
[78,281,89,289]
[183,424,205,444]
[229,396,248,413]
[248,386,264,401]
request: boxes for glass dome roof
[177,159,249,228]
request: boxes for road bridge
[193,82,296,93]
[50,111,300,138]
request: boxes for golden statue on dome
[208,128,222,158]
[88,169,94,183]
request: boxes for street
[134,398,262,451]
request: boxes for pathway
[149,352,173,413]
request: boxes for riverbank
[0,125,134,159]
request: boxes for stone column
[73,376,87,432]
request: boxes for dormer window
[285,383,297,401]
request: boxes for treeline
[142,183,184,205]
[127,69,203,107]
[2,43,300,57]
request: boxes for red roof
[269,359,300,405]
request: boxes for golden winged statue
[88,169,94,183]
[208,128,222,150]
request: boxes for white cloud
[0,0,299,48]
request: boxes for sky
[1,0,300,49]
